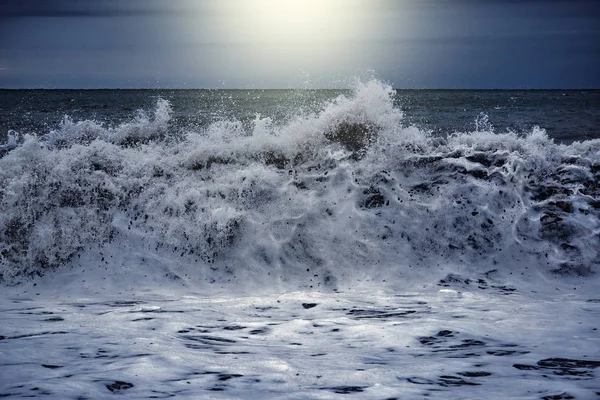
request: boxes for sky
[0,0,599,89]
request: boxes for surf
[0,80,598,293]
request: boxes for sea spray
[0,80,598,290]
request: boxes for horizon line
[1,87,599,91]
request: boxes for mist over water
[0,81,598,291]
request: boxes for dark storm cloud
[0,0,599,88]
[2,0,598,18]
[0,0,165,18]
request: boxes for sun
[237,0,353,43]
[255,0,338,40]
[180,0,369,84]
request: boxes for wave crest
[0,80,598,288]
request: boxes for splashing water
[0,80,598,292]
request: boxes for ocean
[1,81,599,399]
[2,87,600,145]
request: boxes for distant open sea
[1,88,599,144]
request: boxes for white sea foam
[1,81,599,400]
[0,80,598,293]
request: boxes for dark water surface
[1,89,599,144]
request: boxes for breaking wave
[1,80,598,290]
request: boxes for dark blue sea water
[2,88,599,144]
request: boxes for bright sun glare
[181,0,369,84]
[232,0,358,43]
[253,0,343,41]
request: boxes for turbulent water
[0,81,598,289]
[1,81,599,399]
